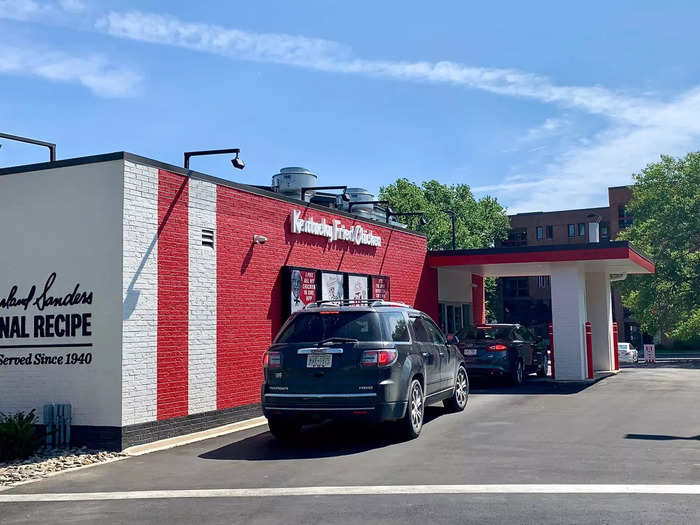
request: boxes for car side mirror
[447,334,459,345]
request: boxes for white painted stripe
[188,179,218,415]
[2,485,699,502]
[122,161,159,426]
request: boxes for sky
[2,1,700,213]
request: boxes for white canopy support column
[550,263,588,380]
[585,272,615,372]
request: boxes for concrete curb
[123,416,268,456]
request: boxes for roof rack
[303,299,411,309]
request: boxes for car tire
[511,359,524,385]
[537,353,548,377]
[443,366,469,412]
[400,378,424,440]
[267,417,301,442]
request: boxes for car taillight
[487,344,509,351]
[361,349,398,367]
[263,351,281,368]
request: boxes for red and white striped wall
[121,162,436,427]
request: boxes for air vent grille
[202,228,214,248]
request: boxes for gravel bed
[1,447,126,489]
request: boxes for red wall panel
[216,187,436,410]
[157,170,189,420]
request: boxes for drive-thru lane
[2,367,699,524]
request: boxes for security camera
[253,235,267,244]
[231,155,245,170]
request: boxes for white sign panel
[348,275,368,304]
[290,210,382,247]
[321,272,344,302]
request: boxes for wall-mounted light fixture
[300,185,350,202]
[0,132,56,162]
[184,148,244,171]
[253,235,267,244]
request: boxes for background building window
[504,277,529,298]
[618,205,633,229]
[536,226,543,240]
[578,223,586,236]
[503,227,528,247]
[568,224,575,237]
[546,225,553,239]
[600,222,609,239]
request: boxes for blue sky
[2,1,700,213]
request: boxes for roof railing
[303,299,411,309]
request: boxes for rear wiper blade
[319,337,358,346]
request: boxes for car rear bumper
[262,394,407,422]
[464,363,510,376]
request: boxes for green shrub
[0,409,43,461]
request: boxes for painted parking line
[2,484,699,502]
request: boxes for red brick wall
[157,170,189,420]
[215,185,436,410]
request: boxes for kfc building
[0,152,653,450]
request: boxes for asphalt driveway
[2,366,699,524]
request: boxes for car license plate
[307,354,332,368]
[463,348,477,356]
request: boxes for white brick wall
[188,179,218,414]
[121,161,159,426]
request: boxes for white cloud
[7,4,700,211]
[0,44,141,97]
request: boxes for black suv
[261,300,468,440]
[455,323,549,384]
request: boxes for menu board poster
[288,267,318,314]
[347,275,369,304]
[371,276,390,300]
[321,272,345,302]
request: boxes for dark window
[380,312,410,342]
[600,222,609,238]
[446,305,455,334]
[618,205,633,229]
[423,317,447,344]
[578,223,586,236]
[536,226,544,240]
[537,276,550,288]
[276,312,382,343]
[568,224,575,237]
[503,277,529,298]
[546,225,553,239]
[409,317,432,343]
[503,227,528,247]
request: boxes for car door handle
[421,352,431,358]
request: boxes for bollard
[547,323,555,380]
[612,322,620,371]
[585,321,594,379]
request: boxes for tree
[379,179,510,322]
[615,153,700,343]
[378,178,510,250]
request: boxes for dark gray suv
[261,300,468,441]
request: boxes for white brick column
[550,263,588,380]
[585,272,614,372]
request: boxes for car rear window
[276,311,383,343]
[457,325,512,340]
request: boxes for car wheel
[444,366,469,412]
[537,353,548,377]
[400,379,424,439]
[511,359,524,385]
[267,417,301,442]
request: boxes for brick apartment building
[498,186,644,347]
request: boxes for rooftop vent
[272,167,317,201]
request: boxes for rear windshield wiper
[319,337,359,346]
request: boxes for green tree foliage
[616,153,700,342]
[379,179,509,321]
[379,178,510,250]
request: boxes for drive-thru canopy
[429,241,654,381]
